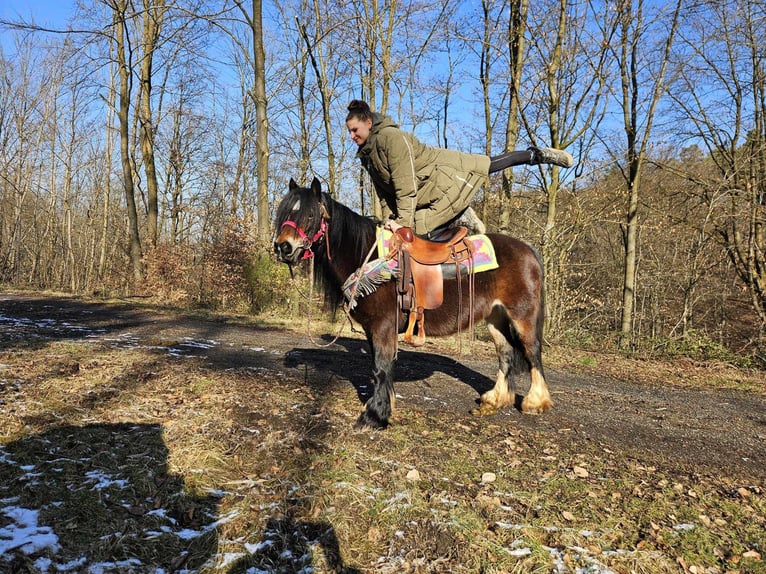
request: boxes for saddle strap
[396,249,413,311]
[390,234,476,348]
[449,238,474,264]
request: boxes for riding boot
[453,206,486,235]
[528,146,574,168]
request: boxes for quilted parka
[356,113,490,235]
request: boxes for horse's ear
[289,178,299,191]
[312,177,331,220]
[311,177,322,198]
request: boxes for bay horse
[274,177,552,429]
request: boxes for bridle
[280,218,328,260]
[279,202,360,348]
[279,202,331,261]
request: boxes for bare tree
[611,0,682,348]
[667,0,766,330]
[234,0,271,239]
[138,0,166,248]
[519,0,614,333]
[105,0,144,285]
[501,0,527,228]
[297,14,338,196]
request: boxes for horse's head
[274,177,330,265]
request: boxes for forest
[0,0,764,365]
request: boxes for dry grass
[0,296,764,573]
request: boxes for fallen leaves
[572,465,589,478]
[481,472,497,484]
[742,549,762,561]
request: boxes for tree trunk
[113,0,144,285]
[252,0,270,239]
[139,0,163,247]
[500,0,527,231]
[617,0,681,348]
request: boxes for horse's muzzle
[274,240,300,263]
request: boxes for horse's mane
[316,192,379,311]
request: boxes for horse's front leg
[356,318,398,429]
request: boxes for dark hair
[346,99,373,122]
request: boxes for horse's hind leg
[514,317,553,415]
[476,304,517,416]
[478,303,552,416]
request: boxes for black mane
[274,183,379,311]
[319,193,379,311]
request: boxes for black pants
[426,149,535,239]
[488,149,535,173]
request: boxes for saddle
[388,226,475,347]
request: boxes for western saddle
[387,226,475,346]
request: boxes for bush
[244,246,305,316]
[644,330,751,366]
[142,243,195,305]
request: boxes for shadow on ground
[284,335,498,404]
[0,423,219,571]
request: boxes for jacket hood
[357,112,398,159]
[371,112,398,133]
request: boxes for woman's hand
[383,219,402,233]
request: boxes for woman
[346,99,573,237]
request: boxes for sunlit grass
[0,304,763,573]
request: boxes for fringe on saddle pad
[342,257,399,309]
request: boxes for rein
[284,215,379,349]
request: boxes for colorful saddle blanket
[342,229,499,307]
[377,228,499,274]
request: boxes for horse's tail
[506,240,546,379]
[531,243,545,344]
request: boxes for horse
[273,177,552,429]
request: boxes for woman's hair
[346,99,373,122]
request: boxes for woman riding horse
[274,178,553,429]
[345,99,573,238]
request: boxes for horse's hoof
[521,397,553,415]
[403,335,426,347]
[355,410,389,430]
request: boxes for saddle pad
[377,228,499,274]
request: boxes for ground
[1,291,764,573]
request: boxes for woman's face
[347,117,373,146]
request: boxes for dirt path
[2,292,764,481]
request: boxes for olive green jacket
[356,113,490,235]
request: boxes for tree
[667,0,766,330]
[234,0,271,239]
[138,0,166,248]
[612,0,682,348]
[501,0,527,227]
[509,0,614,333]
[107,0,144,286]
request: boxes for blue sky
[1,0,73,29]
